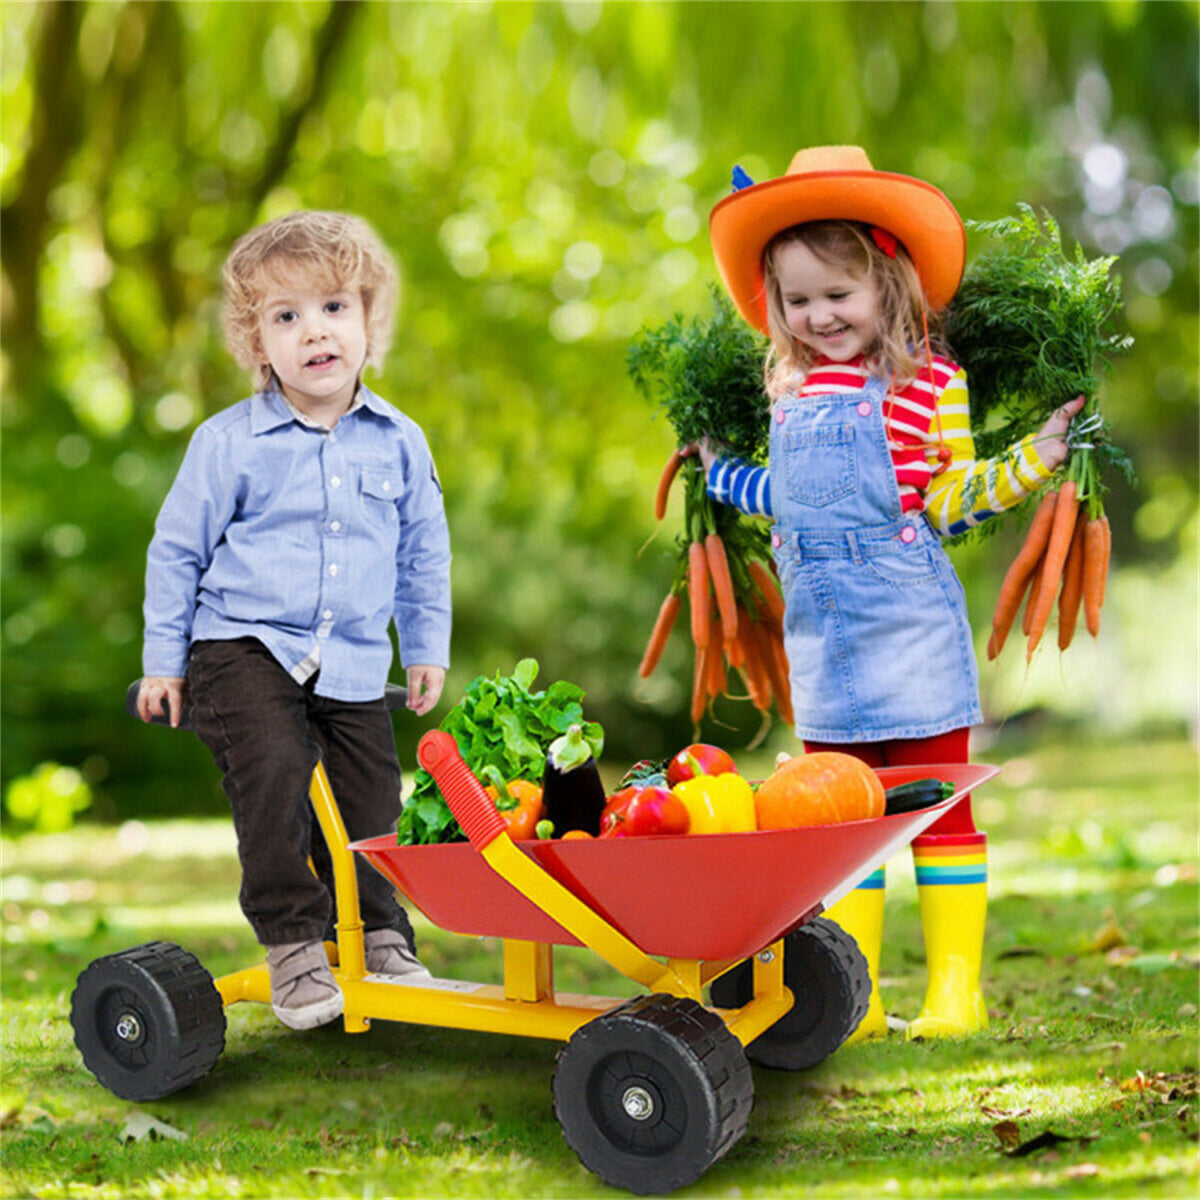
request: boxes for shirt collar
[249,382,403,434]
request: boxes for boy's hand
[1035,395,1087,472]
[405,665,445,716]
[137,676,186,727]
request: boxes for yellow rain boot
[907,833,988,1039]
[824,867,888,1043]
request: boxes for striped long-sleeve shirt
[707,356,1054,537]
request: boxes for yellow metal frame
[215,761,794,1047]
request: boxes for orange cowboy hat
[710,145,966,334]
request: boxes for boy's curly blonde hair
[222,211,398,389]
[762,220,945,398]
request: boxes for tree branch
[250,0,365,209]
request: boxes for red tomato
[666,743,738,786]
[599,788,636,836]
[599,786,690,838]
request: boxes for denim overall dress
[769,374,983,742]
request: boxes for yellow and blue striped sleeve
[923,370,1056,536]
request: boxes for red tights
[802,727,978,836]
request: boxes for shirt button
[382,480,391,492]
[775,409,786,424]
[330,476,342,489]
[771,532,783,548]
[323,610,333,620]
[329,564,339,576]
[330,520,341,532]
[900,525,917,544]
[857,401,872,417]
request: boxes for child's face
[773,241,882,364]
[255,266,368,416]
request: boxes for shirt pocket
[359,468,403,530]
[782,423,857,508]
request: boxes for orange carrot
[1057,514,1087,650]
[725,606,748,669]
[690,643,708,725]
[990,489,1058,658]
[687,541,710,649]
[1026,480,1079,660]
[654,449,684,521]
[706,616,727,698]
[752,620,792,726]
[770,633,795,727]
[1022,553,1046,637]
[1098,515,1112,607]
[638,592,681,678]
[1083,515,1110,637]
[704,533,738,642]
[748,559,786,626]
[737,623,772,712]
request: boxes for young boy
[137,211,452,1030]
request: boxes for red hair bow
[870,227,899,258]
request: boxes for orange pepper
[483,770,544,840]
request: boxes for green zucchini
[884,778,955,815]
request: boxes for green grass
[2,728,1197,1198]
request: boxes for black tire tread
[554,993,753,1193]
[71,940,226,1101]
[710,917,870,1071]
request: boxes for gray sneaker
[266,940,344,1030]
[364,928,433,981]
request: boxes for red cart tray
[351,762,996,962]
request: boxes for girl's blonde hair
[761,220,944,397]
[222,210,398,389]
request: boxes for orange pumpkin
[754,753,885,829]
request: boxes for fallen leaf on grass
[981,1105,1033,1121]
[1118,1069,1199,1098]
[992,1120,1022,1151]
[120,1112,187,1143]
[1122,951,1196,974]
[1089,912,1130,954]
[1065,1163,1100,1178]
[1104,945,1142,965]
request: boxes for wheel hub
[621,1085,655,1121]
[115,1011,143,1042]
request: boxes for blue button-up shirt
[142,385,452,702]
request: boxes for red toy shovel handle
[417,731,507,850]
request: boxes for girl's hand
[405,665,446,716]
[681,439,717,473]
[137,676,186,727]
[1036,395,1087,472]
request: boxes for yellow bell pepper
[671,773,757,834]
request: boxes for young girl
[701,146,1083,1039]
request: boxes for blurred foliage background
[2,0,1197,823]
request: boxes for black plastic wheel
[709,917,870,1071]
[552,993,753,1194]
[71,941,226,1101]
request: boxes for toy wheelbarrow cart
[72,690,997,1195]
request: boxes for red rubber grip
[417,731,507,849]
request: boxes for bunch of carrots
[638,448,793,730]
[987,415,1112,662]
[943,207,1131,665]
